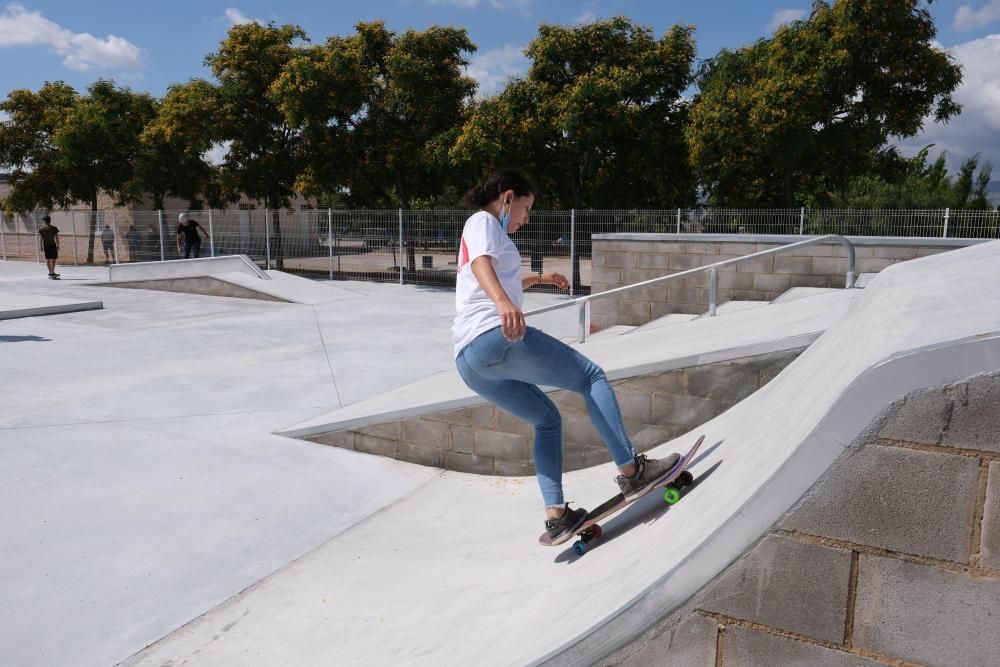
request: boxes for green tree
[828,147,993,209]
[0,80,156,263]
[454,17,697,209]
[275,21,477,270]
[0,82,79,214]
[130,79,225,210]
[206,22,307,267]
[688,0,962,208]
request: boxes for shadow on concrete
[553,440,725,563]
[0,335,52,343]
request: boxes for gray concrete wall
[102,278,285,302]
[306,349,802,475]
[603,370,1000,666]
[590,235,984,330]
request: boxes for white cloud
[224,8,258,26]
[573,8,597,25]
[426,0,533,10]
[767,8,808,31]
[465,44,528,97]
[0,3,142,71]
[894,34,1000,175]
[955,1,1000,30]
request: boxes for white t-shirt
[452,210,524,358]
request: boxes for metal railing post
[676,208,681,234]
[708,267,718,316]
[33,212,40,263]
[71,211,79,265]
[264,208,272,270]
[328,208,334,281]
[799,207,805,235]
[398,208,404,286]
[578,301,588,343]
[569,208,575,297]
[112,209,121,264]
[157,210,165,261]
[0,211,6,261]
[208,209,216,257]
[942,208,949,238]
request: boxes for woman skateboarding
[453,168,680,545]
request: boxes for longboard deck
[539,434,705,548]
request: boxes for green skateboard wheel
[663,486,681,505]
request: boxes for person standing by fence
[38,215,60,279]
[101,224,117,264]
[176,213,208,259]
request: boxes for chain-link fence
[2,207,998,291]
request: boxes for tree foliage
[688,0,963,207]
[454,16,697,209]
[829,146,994,209]
[132,79,225,209]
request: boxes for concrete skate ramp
[106,256,360,304]
[0,293,103,320]
[124,242,1000,666]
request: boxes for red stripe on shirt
[459,236,470,271]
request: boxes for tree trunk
[783,165,795,209]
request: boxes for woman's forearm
[471,256,513,307]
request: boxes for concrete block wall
[306,349,802,475]
[604,371,1000,667]
[590,235,981,330]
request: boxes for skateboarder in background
[452,168,681,545]
[38,215,60,279]
[176,213,208,259]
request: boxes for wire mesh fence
[2,207,997,290]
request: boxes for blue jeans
[455,326,636,508]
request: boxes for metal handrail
[524,234,856,343]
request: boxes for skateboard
[539,434,704,556]
[48,273,60,280]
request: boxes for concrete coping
[593,233,989,247]
[108,254,269,283]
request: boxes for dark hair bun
[465,168,535,208]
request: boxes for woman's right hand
[497,299,526,342]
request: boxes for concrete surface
[124,241,1000,665]
[4,237,999,667]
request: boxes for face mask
[499,198,511,231]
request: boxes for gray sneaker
[616,452,682,501]
[544,503,588,545]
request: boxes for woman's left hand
[544,272,570,290]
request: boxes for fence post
[157,210,165,261]
[942,208,949,238]
[676,208,681,234]
[328,208,334,281]
[112,209,121,264]
[264,208,272,270]
[569,209,576,298]
[208,209,216,257]
[398,208,404,286]
[33,212,40,263]
[0,210,6,261]
[70,211,79,265]
[799,207,805,235]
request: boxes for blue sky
[2,1,999,177]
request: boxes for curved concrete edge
[544,334,1000,664]
[279,326,830,440]
[0,295,103,320]
[109,255,267,282]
